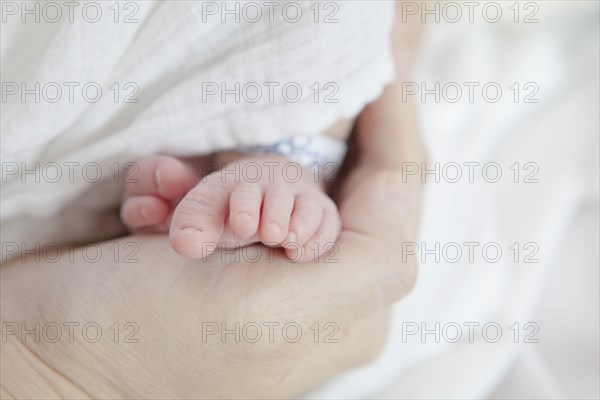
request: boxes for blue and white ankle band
[238,135,347,181]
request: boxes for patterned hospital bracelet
[237,135,348,182]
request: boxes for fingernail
[268,222,282,234]
[236,211,253,219]
[155,169,162,189]
[286,231,297,243]
[139,204,148,222]
[179,225,204,233]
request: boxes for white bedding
[1,0,394,250]
[307,2,600,398]
[1,1,598,398]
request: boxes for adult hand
[0,3,427,398]
[0,156,418,400]
[1,104,423,400]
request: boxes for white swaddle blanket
[4,1,597,398]
[1,0,395,251]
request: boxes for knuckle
[233,184,260,202]
[292,220,313,241]
[266,184,289,199]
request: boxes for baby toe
[126,155,199,200]
[283,192,323,248]
[169,182,229,258]
[259,185,294,245]
[229,183,262,240]
[120,195,170,231]
[289,204,341,263]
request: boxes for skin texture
[0,169,419,399]
[120,152,343,262]
[0,3,426,398]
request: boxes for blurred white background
[1,1,597,398]
[310,1,599,398]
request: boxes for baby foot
[170,154,341,262]
[121,154,341,262]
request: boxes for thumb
[327,168,417,315]
[339,168,408,244]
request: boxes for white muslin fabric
[4,1,597,398]
[1,0,395,252]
